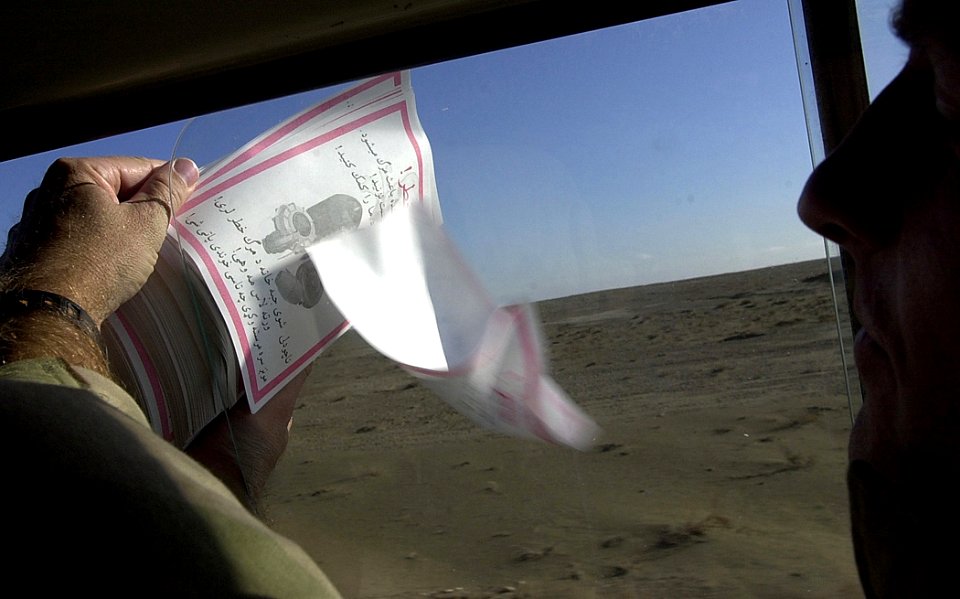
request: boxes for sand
[262,259,864,598]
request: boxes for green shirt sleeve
[0,358,341,598]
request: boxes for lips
[854,326,885,374]
[849,324,895,463]
[853,326,871,356]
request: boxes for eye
[906,61,960,156]
[922,43,960,149]
[932,95,960,157]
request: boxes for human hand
[185,366,312,513]
[1,156,199,323]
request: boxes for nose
[797,133,895,251]
[797,64,943,252]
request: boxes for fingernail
[173,158,200,186]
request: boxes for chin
[848,457,960,596]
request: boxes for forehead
[895,0,960,49]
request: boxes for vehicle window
[0,0,870,596]
[257,1,860,595]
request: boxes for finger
[2,190,41,262]
[110,156,173,198]
[20,188,42,215]
[4,221,20,248]
[0,222,19,267]
[264,368,310,415]
[57,156,197,216]
[41,156,166,203]
[124,158,200,223]
[280,364,313,434]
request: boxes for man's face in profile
[797,0,960,593]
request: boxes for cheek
[895,170,960,382]
[931,43,960,124]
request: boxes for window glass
[857,0,910,97]
[252,1,857,596]
[0,0,865,596]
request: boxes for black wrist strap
[0,289,105,354]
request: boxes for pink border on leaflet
[197,72,402,191]
[175,99,426,406]
[196,72,403,192]
[511,305,556,445]
[402,305,587,446]
[115,311,172,441]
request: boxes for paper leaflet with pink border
[173,71,438,412]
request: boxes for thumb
[124,158,200,226]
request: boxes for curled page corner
[308,204,601,450]
[411,305,601,451]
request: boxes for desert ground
[262,258,864,598]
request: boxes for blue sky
[0,0,906,304]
